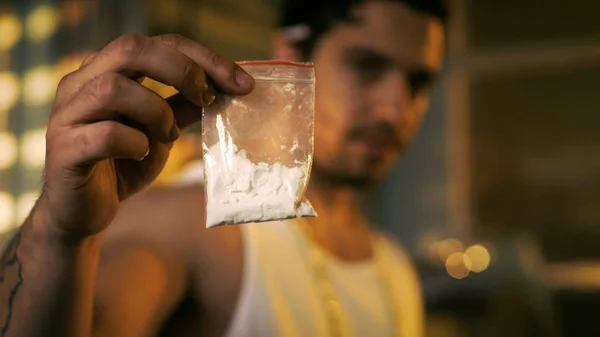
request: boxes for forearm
[0,203,103,337]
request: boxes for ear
[272,31,303,61]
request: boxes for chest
[223,224,416,337]
[159,223,422,337]
[270,261,396,337]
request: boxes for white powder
[204,144,316,227]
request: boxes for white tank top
[225,222,424,337]
[172,161,423,337]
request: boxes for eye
[346,52,391,83]
[407,70,435,96]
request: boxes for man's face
[308,1,445,186]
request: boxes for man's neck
[301,182,374,261]
[306,183,365,229]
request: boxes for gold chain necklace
[290,219,403,337]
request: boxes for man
[0,0,445,336]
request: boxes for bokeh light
[419,234,444,265]
[20,128,47,168]
[465,244,491,273]
[0,192,15,233]
[55,52,88,78]
[0,72,20,112]
[446,252,472,279]
[0,13,22,50]
[26,5,59,41]
[437,238,465,262]
[22,66,58,107]
[0,132,18,170]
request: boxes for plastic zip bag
[202,60,317,228]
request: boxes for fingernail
[136,148,150,161]
[235,67,254,89]
[169,122,180,142]
[202,86,216,106]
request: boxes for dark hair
[280,0,448,60]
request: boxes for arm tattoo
[0,230,23,337]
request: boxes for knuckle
[71,127,89,154]
[57,71,77,90]
[114,33,148,60]
[54,71,85,112]
[206,52,236,80]
[93,123,118,154]
[157,33,185,48]
[55,71,78,101]
[157,99,173,123]
[88,73,122,104]
[205,51,222,69]
[80,51,98,67]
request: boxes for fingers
[80,52,98,68]
[63,34,210,108]
[59,73,178,144]
[56,34,253,109]
[166,93,203,130]
[49,33,253,166]
[83,51,145,83]
[68,121,150,166]
[155,34,254,95]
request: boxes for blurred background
[1,0,599,336]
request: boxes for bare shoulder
[103,184,244,334]
[92,185,211,335]
[93,184,244,334]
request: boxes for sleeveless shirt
[174,161,424,337]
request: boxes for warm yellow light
[437,238,464,262]
[0,132,18,170]
[16,192,39,224]
[445,252,471,279]
[20,128,47,168]
[55,52,88,78]
[60,0,86,27]
[153,135,197,186]
[26,5,59,41]
[0,192,15,233]
[143,78,178,98]
[150,1,182,25]
[22,66,58,106]
[465,244,491,273]
[0,13,22,50]
[419,234,444,265]
[0,72,20,112]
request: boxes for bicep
[92,241,188,337]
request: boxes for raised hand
[39,34,254,238]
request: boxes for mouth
[356,137,399,158]
[346,124,402,159]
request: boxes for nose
[369,70,411,124]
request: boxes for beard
[309,160,379,190]
[309,121,407,189]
